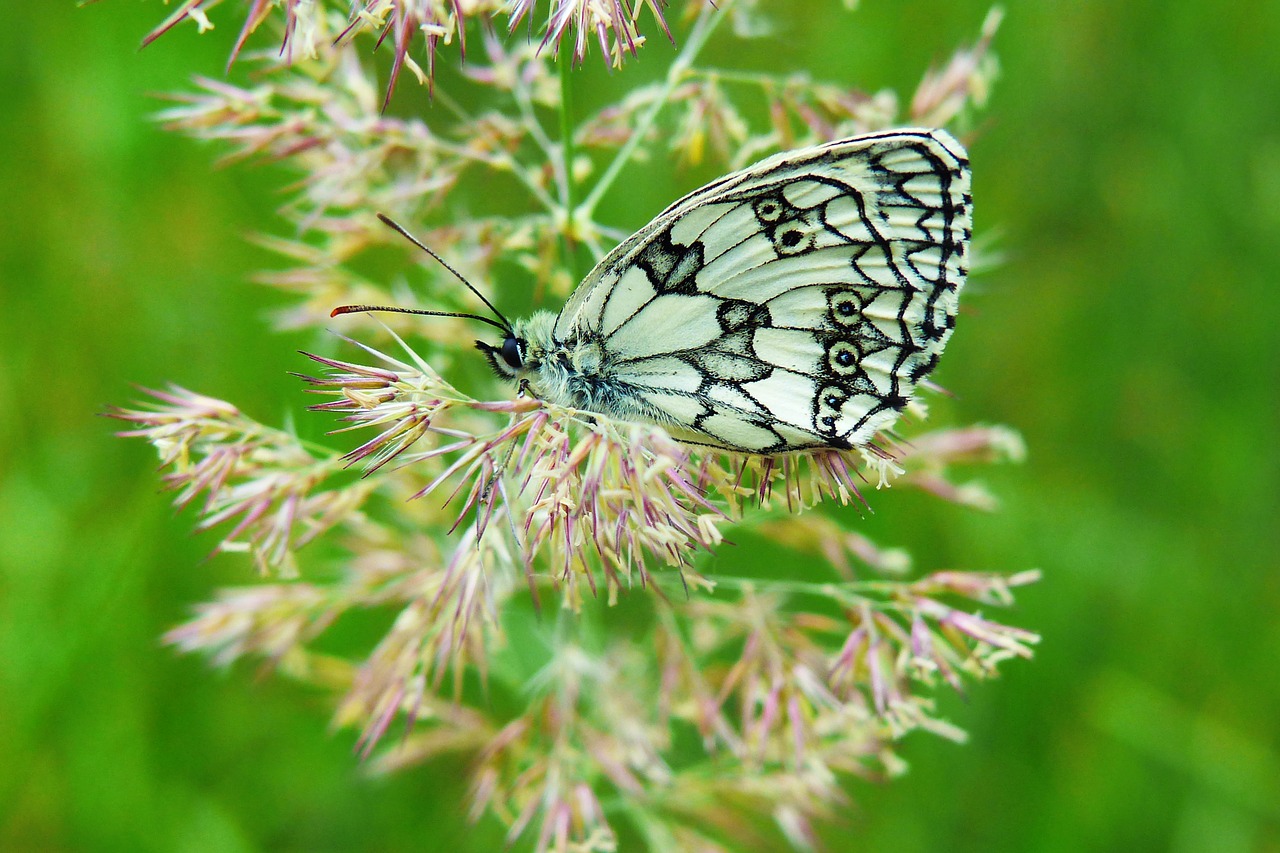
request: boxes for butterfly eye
[500,337,523,369]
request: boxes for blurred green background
[3,1,1278,850]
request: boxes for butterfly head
[475,311,558,386]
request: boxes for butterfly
[336,128,971,455]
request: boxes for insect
[335,128,971,454]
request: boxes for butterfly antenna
[328,304,512,334]
[375,213,514,334]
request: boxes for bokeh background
[3,1,1278,850]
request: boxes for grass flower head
[109,2,1030,848]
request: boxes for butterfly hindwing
[552,128,971,453]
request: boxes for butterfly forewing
[554,128,971,453]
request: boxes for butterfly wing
[555,128,971,453]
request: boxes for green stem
[560,54,578,222]
[580,1,729,220]
[671,573,917,608]
[558,54,585,280]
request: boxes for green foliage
[2,1,1278,850]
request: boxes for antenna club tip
[375,213,409,237]
[330,305,355,318]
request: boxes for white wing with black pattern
[536,128,971,453]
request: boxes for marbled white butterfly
[337,128,971,454]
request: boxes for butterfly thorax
[483,311,672,427]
